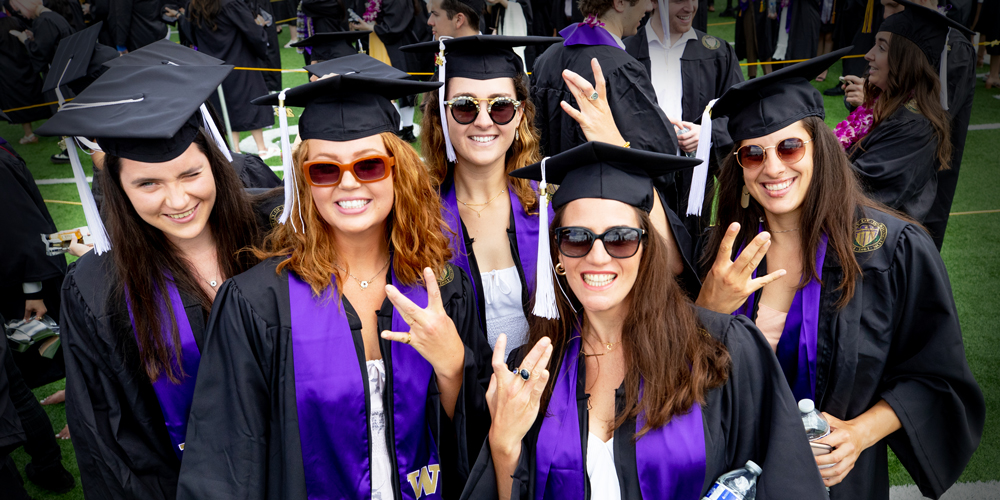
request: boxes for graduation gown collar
[559,23,625,50]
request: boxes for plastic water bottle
[703,460,762,500]
[799,399,831,440]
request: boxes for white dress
[586,432,622,500]
[481,266,530,360]
[367,359,394,500]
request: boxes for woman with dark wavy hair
[35,65,270,500]
[177,70,492,500]
[460,141,826,500]
[696,50,983,499]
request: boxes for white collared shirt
[646,23,697,122]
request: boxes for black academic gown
[625,28,744,239]
[531,41,679,156]
[176,258,493,500]
[231,152,283,189]
[0,15,52,124]
[924,29,977,249]
[299,0,348,34]
[734,0,774,64]
[24,10,74,75]
[459,309,828,500]
[734,208,984,499]
[109,0,167,51]
[248,0,282,92]
[784,0,821,61]
[850,104,939,224]
[194,0,273,132]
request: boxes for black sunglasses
[554,226,647,259]
[444,96,522,125]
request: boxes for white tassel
[657,0,671,46]
[67,137,111,254]
[276,88,303,232]
[437,38,456,163]
[199,103,233,162]
[531,158,559,319]
[939,34,949,111]
[686,98,717,217]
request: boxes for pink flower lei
[834,103,874,150]
[362,0,381,23]
[580,14,605,28]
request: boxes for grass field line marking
[36,177,91,185]
[968,123,1000,131]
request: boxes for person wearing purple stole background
[36,64,269,500]
[696,49,984,499]
[459,141,828,500]
[177,68,493,500]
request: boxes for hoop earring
[741,185,750,209]
[555,262,566,275]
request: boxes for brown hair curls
[577,0,642,17]
[255,133,454,297]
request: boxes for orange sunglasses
[302,155,395,187]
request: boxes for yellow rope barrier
[2,98,72,113]
[43,200,83,206]
[707,21,736,26]
[740,53,864,67]
[949,209,1000,216]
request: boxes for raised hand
[695,223,786,314]
[559,58,627,147]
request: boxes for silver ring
[588,91,599,101]
[519,369,530,381]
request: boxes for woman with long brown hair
[460,141,826,500]
[404,36,558,359]
[696,50,983,499]
[840,2,955,224]
[177,69,492,500]
[35,65,270,499]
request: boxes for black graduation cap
[42,21,119,92]
[401,35,561,80]
[511,142,701,213]
[293,30,370,62]
[252,69,441,142]
[880,0,974,68]
[303,53,411,80]
[710,47,852,143]
[102,39,225,67]
[36,64,234,162]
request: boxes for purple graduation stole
[289,268,442,500]
[535,336,706,500]
[126,278,200,459]
[440,180,551,302]
[736,234,828,401]
[559,23,623,49]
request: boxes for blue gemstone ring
[519,369,530,381]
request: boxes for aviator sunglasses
[554,227,647,259]
[444,96,522,125]
[734,137,813,169]
[303,155,395,187]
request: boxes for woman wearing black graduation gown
[177,72,492,500]
[845,5,955,224]
[461,141,826,500]
[8,0,74,76]
[697,49,984,499]
[36,64,270,500]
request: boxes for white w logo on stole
[406,464,441,498]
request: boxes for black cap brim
[43,21,105,92]
[303,53,413,80]
[103,39,225,67]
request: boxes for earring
[515,130,520,141]
[741,185,750,209]
[555,263,566,275]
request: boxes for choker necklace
[336,257,390,290]
[772,227,800,234]
[457,188,505,218]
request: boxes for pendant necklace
[336,257,391,290]
[581,338,621,357]
[457,188,506,218]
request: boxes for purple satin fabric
[126,279,200,459]
[559,23,623,49]
[535,336,706,499]
[289,268,440,500]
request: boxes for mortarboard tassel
[199,103,233,162]
[939,36,949,111]
[276,88,304,232]
[437,37,457,163]
[532,158,559,319]
[686,98,718,217]
[66,136,111,254]
[657,0,672,48]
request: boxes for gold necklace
[581,338,621,357]
[335,257,390,290]
[456,188,506,218]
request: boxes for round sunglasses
[554,226,647,259]
[444,96,522,125]
[303,155,395,187]
[734,137,813,169]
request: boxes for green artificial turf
[2,10,999,498]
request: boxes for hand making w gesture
[696,222,787,314]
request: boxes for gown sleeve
[850,113,938,215]
[608,61,679,155]
[226,0,271,61]
[175,280,274,500]
[232,152,283,189]
[24,15,64,72]
[878,224,985,498]
[373,0,413,44]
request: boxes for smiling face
[306,135,394,240]
[446,76,522,171]
[740,120,814,221]
[557,198,643,319]
[865,32,891,91]
[667,0,697,34]
[118,142,217,244]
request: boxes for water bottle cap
[745,460,762,475]
[798,399,815,413]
